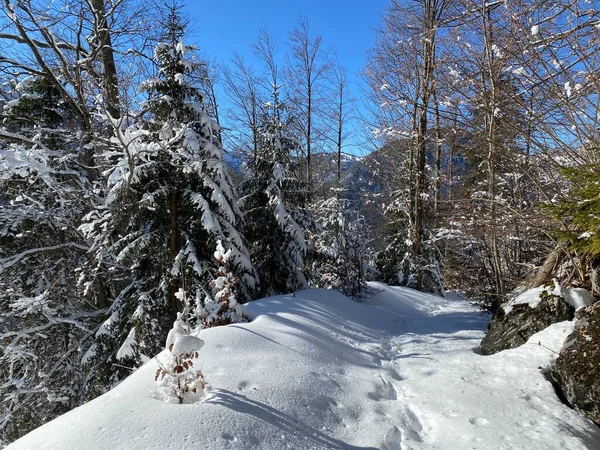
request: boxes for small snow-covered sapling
[200,240,241,328]
[155,316,206,404]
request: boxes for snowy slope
[7,283,600,450]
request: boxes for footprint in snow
[370,354,383,367]
[384,405,425,449]
[383,426,403,450]
[377,342,400,361]
[368,376,398,401]
[469,417,490,426]
[404,405,424,441]
[221,432,237,442]
[380,342,393,355]
[383,365,404,381]
[310,371,342,389]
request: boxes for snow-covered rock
[480,282,582,355]
[503,281,593,314]
[551,302,600,425]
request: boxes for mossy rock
[551,302,600,425]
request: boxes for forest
[0,0,599,445]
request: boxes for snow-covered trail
[7,283,600,450]
[359,283,600,449]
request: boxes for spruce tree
[242,85,310,296]
[373,141,445,295]
[79,6,255,395]
[311,197,371,298]
[550,148,600,292]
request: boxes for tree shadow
[555,418,600,449]
[231,318,385,373]
[229,325,311,358]
[400,311,489,335]
[207,389,379,450]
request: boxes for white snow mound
[503,281,594,313]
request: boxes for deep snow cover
[503,280,594,314]
[7,283,600,450]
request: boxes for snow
[116,328,137,360]
[174,73,185,84]
[172,333,204,356]
[491,44,503,58]
[81,344,97,365]
[503,281,593,313]
[503,285,553,312]
[7,283,600,450]
[95,310,119,337]
[564,288,595,311]
[0,145,52,182]
[165,318,205,356]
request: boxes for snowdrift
[7,283,600,450]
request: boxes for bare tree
[508,0,600,289]
[222,28,285,164]
[331,57,350,191]
[286,15,330,188]
[366,0,448,292]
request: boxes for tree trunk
[413,106,427,290]
[169,187,179,322]
[90,0,120,120]
[433,82,442,225]
[482,0,504,300]
[528,245,563,289]
[251,92,258,155]
[336,79,343,197]
[307,82,312,187]
[412,5,436,291]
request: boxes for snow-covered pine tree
[376,185,445,296]
[78,7,255,397]
[311,197,371,298]
[0,75,95,443]
[376,195,416,287]
[241,84,310,297]
[200,240,243,327]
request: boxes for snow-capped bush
[154,317,206,404]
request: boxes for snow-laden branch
[0,242,89,271]
[0,129,51,152]
[2,0,89,124]
[0,32,80,52]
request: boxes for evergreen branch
[0,242,89,271]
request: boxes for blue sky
[185,0,387,79]
[184,0,389,155]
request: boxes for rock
[551,302,600,425]
[480,292,575,355]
